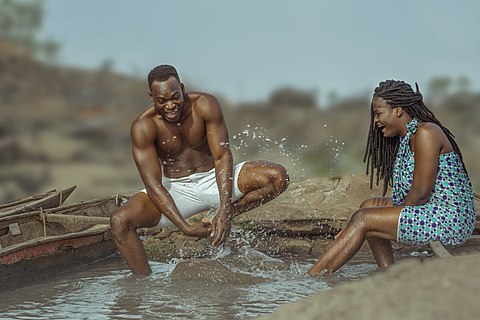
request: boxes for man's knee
[110,194,145,233]
[110,208,130,234]
[271,163,289,194]
[239,161,289,194]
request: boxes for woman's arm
[404,123,446,206]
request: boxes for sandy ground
[260,253,480,320]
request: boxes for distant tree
[427,76,452,102]
[268,87,317,108]
[457,76,470,93]
[98,58,115,74]
[0,0,60,62]
[327,90,339,107]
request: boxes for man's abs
[162,159,214,178]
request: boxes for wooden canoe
[0,193,131,291]
[0,185,77,218]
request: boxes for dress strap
[405,118,419,138]
[398,118,419,155]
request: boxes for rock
[171,259,269,285]
[234,175,384,236]
[143,232,212,262]
[259,238,312,256]
[219,245,289,272]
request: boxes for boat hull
[0,194,131,291]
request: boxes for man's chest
[155,122,207,155]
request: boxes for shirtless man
[110,65,289,275]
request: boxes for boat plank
[429,241,453,258]
[0,185,77,218]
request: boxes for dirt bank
[259,253,480,320]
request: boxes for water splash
[231,124,346,180]
[231,124,311,180]
[325,136,346,176]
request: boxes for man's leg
[232,160,289,216]
[110,192,161,275]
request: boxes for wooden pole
[44,214,110,226]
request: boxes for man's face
[150,77,185,123]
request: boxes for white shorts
[140,162,246,227]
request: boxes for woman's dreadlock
[364,80,466,195]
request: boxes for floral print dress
[392,118,476,245]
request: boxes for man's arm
[131,117,207,236]
[198,94,234,246]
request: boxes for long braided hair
[363,80,466,195]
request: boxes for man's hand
[211,215,231,246]
[185,221,212,238]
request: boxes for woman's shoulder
[413,121,451,151]
[416,121,445,137]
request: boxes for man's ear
[180,83,185,93]
[148,91,153,100]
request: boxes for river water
[0,249,377,320]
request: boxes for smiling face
[150,77,185,123]
[372,97,408,138]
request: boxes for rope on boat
[39,208,47,237]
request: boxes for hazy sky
[41,0,480,104]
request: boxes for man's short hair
[148,65,181,90]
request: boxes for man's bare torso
[139,93,214,178]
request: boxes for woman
[307,80,476,276]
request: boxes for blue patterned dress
[392,118,476,245]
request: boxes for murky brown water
[0,246,379,320]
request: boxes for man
[110,65,289,275]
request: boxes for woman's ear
[395,107,403,117]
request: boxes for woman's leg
[360,198,396,268]
[306,204,402,276]
[367,238,394,268]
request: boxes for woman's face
[372,97,405,137]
